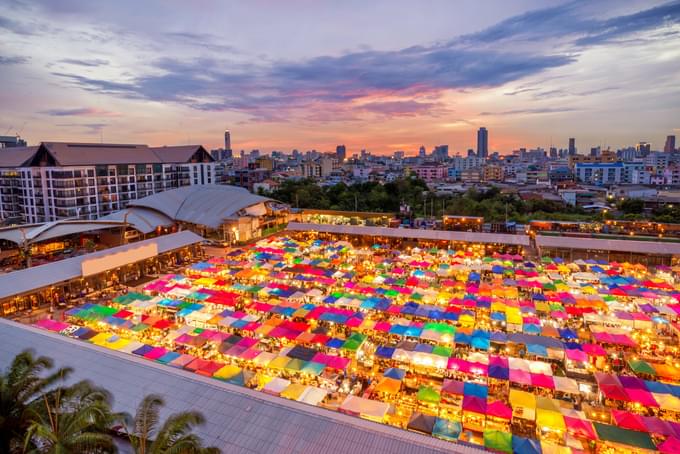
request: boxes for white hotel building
[0,142,221,223]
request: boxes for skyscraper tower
[220,130,232,160]
[665,135,676,153]
[224,130,232,150]
[336,144,346,161]
[477,127,488,158]
[568,138,576,156]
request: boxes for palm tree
[23,380,117,453]
[0,350,73,453]
[124,394,219,454]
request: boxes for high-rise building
[224,130,232,152]
[433,145,449,161]
[568,138,576,156]
[636,141,651,154]
[336,145,346,161]
[418,146,426,158]
[477,127,488,158]
[665,135,676,153]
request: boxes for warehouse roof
[0,230,204,300]
[287,222,531,246]
[536,235,680,255]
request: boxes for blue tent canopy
[463,382,488,399]
[375,346,395,358]
[490,331,508,343]
[559,328,577,339]
[489,365,509,380]
[432,418,462,442]
[384,367,406,380]
[414,343,433,353]
[527,344,548,357]
[512,436,542,454]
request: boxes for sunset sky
[1,0,680,155]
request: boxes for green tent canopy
[593,422,656,451]
[483,430,512,453]
[417,385,441,404]
[628,359,657,376]
[342,333,367,351]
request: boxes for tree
[617,198,644,215]
[123,394,219,454]
[23,381,117,453]
[0,350,73,453]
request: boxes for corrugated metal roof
[129,185,272,229]
[287,222,531,246]
[0,230,204,299]
[0,319,484,454]
[100,209,174,234]
[0,220,125,245]
[536,235,680,255]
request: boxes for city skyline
[1,1,680,153]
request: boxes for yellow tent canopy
[281,383,307,401]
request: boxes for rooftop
[102,185,276,232]
[0,219,125,245]
[536,234,680,255]
[0,230,204,300]
[287,222,531,246]
[0,142,213,167]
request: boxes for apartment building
[0,142,219,223]
[574,162,623,185]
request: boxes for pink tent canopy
[239,348,262,361]
[530,373,555,389]
[441,379,465,396]
[509,369,532,385]
[144,347,167,360]
[486,400,512,420]
[566,349,589,362]
[658,437,680,454]
[626,388,659,407]
[643,416,677,437]
[462,395,486,414]
[582,343,607,356]
[564,416,597,440]
[612,409,647,432]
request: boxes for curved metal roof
[100,209,174,234]
[0,220,126,245]
[128,185,273,229]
